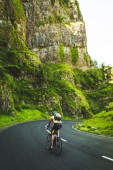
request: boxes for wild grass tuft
[75,109,113,137]
[0,109,49,128]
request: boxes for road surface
[0,120,113,170]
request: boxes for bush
[70,47,78,65]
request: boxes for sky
[78,0,113,66]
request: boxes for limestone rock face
[0,0,92,68]
[22,0,92,69]
[0,0,92,116]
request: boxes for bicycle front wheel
[54,137,62,155]
[46,134,51,150]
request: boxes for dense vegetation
[0,0,91,119]
[75,102,113,136]
[0,0,113,137]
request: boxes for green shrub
[59,43,65,62]
[48,16,54,23]
[70,47,78,65]
[54,14,63,23]
[51,0,55,6]
[76,0,82,20]
[59,0,69,7]
[83,52,92,66]
[9,0,25,22]
[76,68,103,89]
[20,103,36,110]
[86,83,113,113]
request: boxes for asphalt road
[0,120,113,170]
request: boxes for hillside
[0,0,113,134]
[0,0,93,118]
[75,102,113,136]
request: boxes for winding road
[0,120,113,170]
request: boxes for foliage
[1,0,113,134]
[85,83,113,113]
[58,43,65,62]
[76,68,103,89]
[48,16,54,24]
[42,63,91,117]
[101,64,113,82]
[0,42,41,114]
[52,80,91,117]
[83,52,89,65]
[76,0,82,20]
[0,109,49,128]
[0,23,26,49]
[43,63,74,81]
[0,0,26,51]
[93,60,98,67]
[59,0,69,7]
[0,48,40,77]
[51,0,55,7]
[75,108,113,137]
[70,47,78,65]
[5,0,25,23]
[105,102,113,110]
[73,67,113,114]
[54,13,64,23]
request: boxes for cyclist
[47,111,62,149]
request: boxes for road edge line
[102,156,113,162]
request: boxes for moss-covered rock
[0,0,105,119]
[41,63,92,117]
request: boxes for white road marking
[61,138,67,142]
[72,125,113,162]
[45,125,67,142]
[46,129,51,134]
[102,156,113,162]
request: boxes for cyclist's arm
[48,116,54,126]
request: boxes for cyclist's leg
[51,123,62,148]
[51,126,55,148]
[54,127,62,155]
[51,124,59,147]
[57,123,62,137]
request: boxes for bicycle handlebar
[45,124,52,129]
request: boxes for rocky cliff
[0,0,93,117]
[23,0,92,68]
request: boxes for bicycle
[45,125,62,156]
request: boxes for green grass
[75,110,113,137]
[70,47,78,65]
[0,109,75,128]
[62,115,74,120]
[0,107,79,129]
[0,109,50,128]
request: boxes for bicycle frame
[45,125,59,137]
[45,125,62,155]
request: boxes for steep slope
[23,0,92,68]
[0,0,92,117]
[75,102,113,136]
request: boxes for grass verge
[74,110,113,137]
[0,110,74,129]
[0,109,50,128]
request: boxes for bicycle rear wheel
[46,134,51,150]
[54,137,62,155]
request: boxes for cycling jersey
[50,115,62,135]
